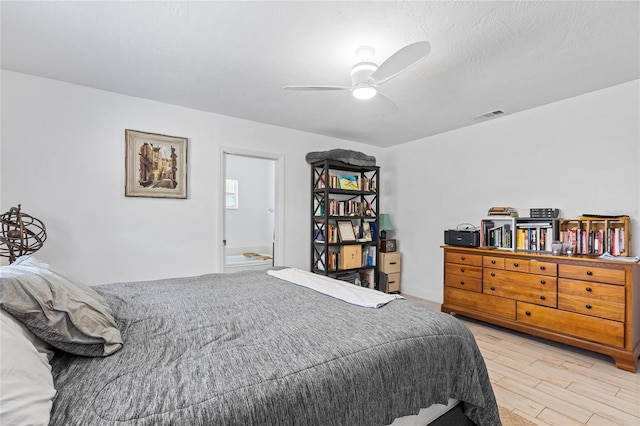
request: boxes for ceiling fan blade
[373,91,398,114]
[370,41,431,85]
[283,85,351,91]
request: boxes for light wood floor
[405,296,640,426]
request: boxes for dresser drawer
[529,260,557,276]
[484,274,557,308]
[558,295,624,322]
[484,269,557,289]
[445,287,515,320]
[445,251,483,267]
[386,273,400,293]
[558,264,625,285]
[558,279,625,303]
[517,302,624,348]
[445,263,482,279]
[504,258,530,273]
[444,273,482,292]
[558,278,625,322]
[379,252,401,274]
[483,256,505,269]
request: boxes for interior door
[221,149,283,272]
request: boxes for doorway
[222,149,284,272]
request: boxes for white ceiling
[1,1,638,148]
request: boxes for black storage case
[444,230,480,247]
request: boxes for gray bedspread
[50,270,500,426]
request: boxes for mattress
[49,269,500,425]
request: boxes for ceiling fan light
[352,85,377,100]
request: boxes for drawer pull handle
[525,311,531,316]
[389,281,396,284]
[490,272,495,277]
[513,263,519,267]
[540,296,546,300]
[491,260,496,264]
[389,262,397,265]
[540,280,546,284]
[586,271,593,276]
[490,286,496,291]
[586,304,592,309]
[460,268,465,273]
[540,266,545,270]
[586,287,592,292]
[460,281,465,285]
[461,257,465,261]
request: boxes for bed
[0,257,501,425]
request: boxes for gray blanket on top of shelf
[305,149,376,166]
[50,270,500,426]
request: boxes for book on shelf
[339,175,359,190]
[560,226,626,256]
[313,222,324,242]
[515,225,554,251]
[365,246,377,267]
[486,223,511,248]
[358,246,377,267]
[362,222,372,242]
[370,221,378,242]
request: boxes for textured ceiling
[1,1,639,147]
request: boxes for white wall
[0,70,385,285]
[2,71,638,297]
[225,155,275,250]
[385,80,640,302]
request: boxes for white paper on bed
[268,268,403,308]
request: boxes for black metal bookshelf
[310,159,379,287]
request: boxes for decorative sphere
[0,205,47,263]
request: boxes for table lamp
[378,214,394,239]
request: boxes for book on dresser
[559,216,630,256]
[481,217,559,253]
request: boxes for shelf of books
[480,217,515,250]
[310,159,379,287]
[481,217,559,253]
[559,216,631,256]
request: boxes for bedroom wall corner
[386,79,640,303]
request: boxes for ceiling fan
[283,41,431,110]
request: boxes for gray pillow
[0,256,122,357]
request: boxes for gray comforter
[50,270,500,425]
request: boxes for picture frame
[362,222,373,242]
[125,129,188,199]
[337,220,357,242]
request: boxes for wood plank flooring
[404,296,640,426]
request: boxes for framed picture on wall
[125,129,188,198]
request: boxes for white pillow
[0,309,56,426]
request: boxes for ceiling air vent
[474,110,504,121]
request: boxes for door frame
[220,146,284,270]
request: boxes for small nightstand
[379,252,401,293]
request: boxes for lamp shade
[378,214,394,232]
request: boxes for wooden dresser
[441,246,640,372]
